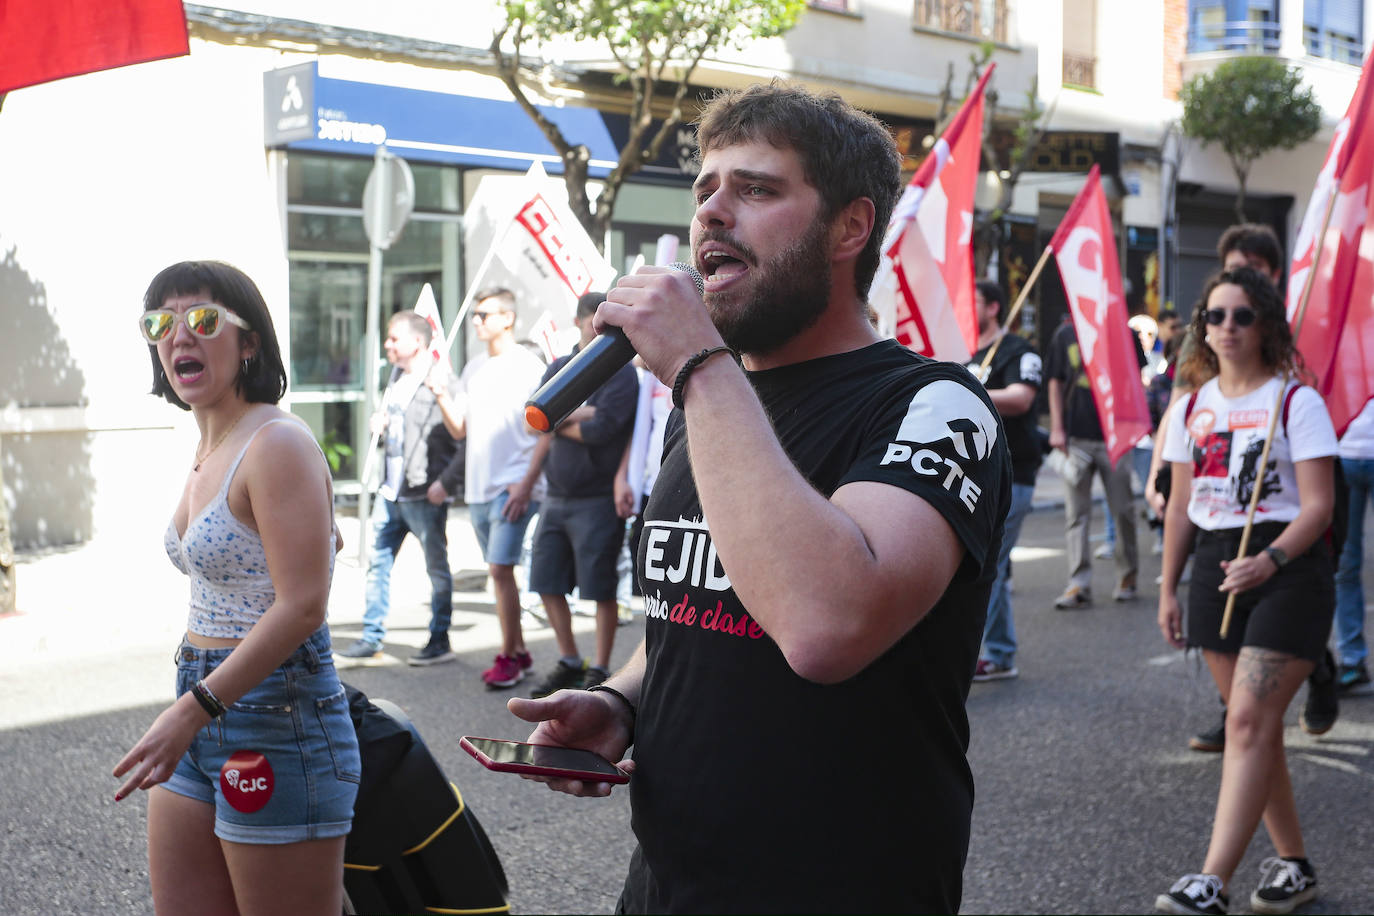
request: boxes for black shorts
[1186,522,1334,663]
[529,495,625,602]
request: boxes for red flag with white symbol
[1049,165,1151,466]
[0,0,189,94]
[879,65,993,362]
[1286,54,1374,437]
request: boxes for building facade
[0,0,1367,549]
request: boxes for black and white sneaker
[1156,873,1228,914]
[530,659,586,698]
[1250,857,1317,914]
[407,638,456,667]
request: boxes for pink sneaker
[515,649,533,673]
[482,653,526,689]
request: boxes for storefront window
[289,260,366,389]
[285,153,464,489]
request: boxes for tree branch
[490,23,597,238]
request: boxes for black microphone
[525,262,704,432]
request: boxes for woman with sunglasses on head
[114,261,358,915]
[1155,268,1337,916]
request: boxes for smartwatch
[1263,545,1289,570]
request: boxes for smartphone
[459,736,629,784]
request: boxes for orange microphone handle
[524,326,636,433]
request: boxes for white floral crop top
[164,418,334,639]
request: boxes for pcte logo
[878,379,999,512]
[221,751,274,813]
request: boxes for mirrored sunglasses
[140,304,251,343]
[1204,307,1256,327]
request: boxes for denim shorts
[162,627,360,844]
[470,489,540,567]
[529,495,625,601]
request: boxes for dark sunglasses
[1204,307,1256,328]
[140,304,251,343]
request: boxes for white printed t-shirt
[1162,376,1337,531]
[456,347,548,505]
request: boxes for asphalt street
[1,499,1371,914]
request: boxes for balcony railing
[1305,28,1365,65]
[914,0,1009,44]
[1187,19,1281,54]
[1062,52,1096,89]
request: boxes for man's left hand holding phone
[505,669,638,797]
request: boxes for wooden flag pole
[976,244,1056,379]
[1218,185,1339,638]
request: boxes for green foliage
[318,430,354,474]
[502,0,803,65]
[495,0,804,246]
[1180,57,1321,220]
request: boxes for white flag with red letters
[463,162,617,362]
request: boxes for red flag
[1286,54,1374,437]
[880,65,994,361]
[1049,166,1151,466]
[0,0,189,94]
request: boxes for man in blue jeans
[967,280,1041,680]
[1336,400,1374,693]
[338,310,464,667]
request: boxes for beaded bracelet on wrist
[586,684,636,739]
[672,346,739,411]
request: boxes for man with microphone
[508,82,1010,913]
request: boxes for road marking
[1009,546,1064,562]
[1294,753,1369,778]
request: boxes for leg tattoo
[1237,647,1293,701]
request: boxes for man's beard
[703,218,833,356]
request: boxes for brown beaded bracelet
[672,346,739,410]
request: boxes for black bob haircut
[143,260,288,410]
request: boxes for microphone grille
[669,261,705,296]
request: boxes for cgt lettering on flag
[516,196,596,298]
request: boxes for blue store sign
[262,62,695,183]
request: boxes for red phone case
[459,736,630,784]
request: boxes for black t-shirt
[968,333,1043,486]
[1043,321,1146,441]
[622,339,1011,914]
[538,350,638,498]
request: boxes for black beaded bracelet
[672,346,739,411]
[191,679,227,719]
[586,684,636,737]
